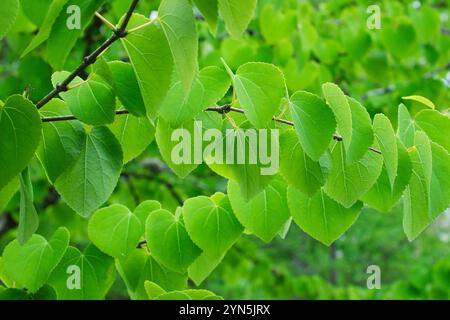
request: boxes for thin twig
[36,0,140,109]
[41,109,129,122]
[95,12,117,31]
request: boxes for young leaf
[21,0,69,57]
[159,66,231,128]
[46,0,106,70]
[346,97,374,163]
[218,0,257,38]
[0,95,42,191]
[279,130,327,196]
[55,126,123,217]
[2,228,69,293]
[133,200,162,226]
[158,0,198,92]
[108,61,146,117]
[36,99,85,182]
[145,209,202,273]
[48,244,115,300]
[233,62,286,129]
[227,177,290,242]
[289,91,336,161]
[17,167,39,245]
[52,71,116,125]
[116,249,187,300]
[109,112,155,164]
[144,281,166,300]
[0,0,19,40]
[183,193,243,257]
[373,113,398,188]
[88,204,143,258]
[415,109,450,153]
[324,142,383,208]
[121,14,174,119]
[397,104,415,148]
[288,186,362,246]
[402,95,435,109]
[361,139,412,213]
[322,83,352,150]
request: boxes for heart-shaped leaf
[55,126,123,217]
[48,244,115,300]
[183,193,243,257]
[145,209,201,273]
[1,227,69,293]
[88,204,143,258]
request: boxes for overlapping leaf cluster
[0,0,448,300]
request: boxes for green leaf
[279,130,327,196]
[218,0,257,38]
[0,95,42,191]
[109,112,155,164]
[0,177,19,213]
[322,83,352,150]
[52,71,116,125]
[121,14,174,119]
[415,109,450,153]
[289,91,336,161]
[206,122,276,200]
[156,113,222,178]
[397,104,415,148]
[19,0,52,26]
[55,126,123,217]
[17,167,39,245]
[402,95,435,109]
[193,0,218,33]
[361,139,412,213]
[88,204,143,258]
[21,0,69,57]
[228,177,290,242]
[183,193,243,257]
[233,62,285,129]
[145,209,202,273]
[373,113,398,188]
[47,0,106,70]
[0,0,19,40]
[159,0,198,93]
[144,281,166,299]
[346,97,374,163]
[159,66,231,128]
[108,61,146,117]
[116,249,187,300]
[0,285,56,300]
[188,251,224,286]
[324,142,383,208]
[36,99,85,182]
[48,244,115,300]
[133,200,162,226]
[288,186,362,246]
[403,132,450,241]
[2,227,69,293]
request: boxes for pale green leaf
[121,14,174,119]
[17,167,39,245]
[193,0,218,33]
[402,95,435,109]
[48,244,115,300]
[415,109,450,153]
[228,177,290,242]
[346,97,374,163]
[183,193,243,257]
[159,0,198,92]
[397,103,415,148]
[2,228,69,293]
[288,186,362,246]
[289,90,336,161]
[218,0,257,38]
[55,126,123,217]
[88,204,143,258]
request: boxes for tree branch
[41,109,129,122]
[36,0,140,109]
